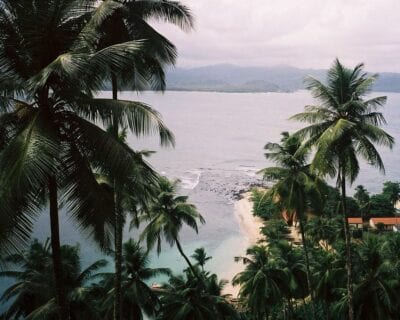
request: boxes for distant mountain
[165,64,400,93]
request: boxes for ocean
[1,90,399,305]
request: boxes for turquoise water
[1,91,399,306]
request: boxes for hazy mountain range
[165,64,400,93]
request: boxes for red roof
[370,217,400,225]
[348,217,362,224]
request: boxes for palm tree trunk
[340,166,354,320]
[325,302,331,320]
[298,217,317,320]
[49,176,69,320]
[111,73,123,320]
[113,190,123,320]
[174,238,198,277]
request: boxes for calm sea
[1,91,399,305]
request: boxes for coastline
[234,192,264,244]
[222,192,264,297]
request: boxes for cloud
[150,0,400,72]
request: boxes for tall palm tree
[306,217,342,250]
[313,249,345,320]
[191,247,212,271]
[92,0,194,95]
[259,131,323,319]
[0,239,107,319]
[291,58,395,319]
[159,270,239,320]
[0,1,173,318]
[86,2,193,317]
[93,239,171,319]
[334,236,400,319]
[232,245,289,320]
[140,177,205,277]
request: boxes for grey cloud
[151,0,400,71]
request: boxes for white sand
[234,192,264,244]
[221,192,264,297]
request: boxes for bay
[1,90,399,305]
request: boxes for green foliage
[250,188,280,219]
[191,247,212,270]
[159,248,239,320]
[306,217,342,248]
[354,185,370,208]
[93,239,171,319]
[261,219,292,243]
[369,194,395,217]
[0,239,107,319]
[382,181,400,206]
[139,177,205,277]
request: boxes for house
[369,217,400,232]
[347,217,363,229]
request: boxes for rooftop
[348,217,363,224]
[370,217,400,225]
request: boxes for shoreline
[234,192,264,245]
[222,191,264,297]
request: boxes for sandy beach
[221,192,264,297]
[234,192,264,244]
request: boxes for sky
[151,0,400,72]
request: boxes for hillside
[165,64,400,93]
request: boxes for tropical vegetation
[0,1,399,319]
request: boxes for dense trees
[291,59,394,320]
[140,178,205,277]
[0,2,398,317]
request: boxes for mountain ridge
[165,64,400,93]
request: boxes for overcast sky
[151,0,400,72]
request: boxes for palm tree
[354,185,370,220]
[93,142,164,320]
[86,2,193,317]
[291,59,395,319]
[260,219,292,244]
[0,1,173,318]
[93,239,171,319]
[140,177,205,277]
[334,236,400,319]
[0,239,107,319]
[159,270,238,320]
[306,217,342,250]
[313,249,345,320]
[232,245,289,320]
[191,247,212,271]
[92,0,194,95]
[259,131,323,319]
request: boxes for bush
[369,194,395,217]
[250,188,280,219]
[352,229,363,239]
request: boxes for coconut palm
[0,239,107,319]
[354,185,371,219]
[306,217,342,250]
[334,236,400,319]
[159,270,239,320]
[92,239,171,319]
[86,2,193,317]
[191,247,212,271]
[91,0,194,94]
[0,1,173,318]
[259,131,324,319]
[260,219,292,244]
[232,245,289,320]
[140,177,205,277]
[312,249,345,320]
[291,59,394,319]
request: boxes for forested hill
[164,64,400,93]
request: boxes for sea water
[1,91,399,308]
